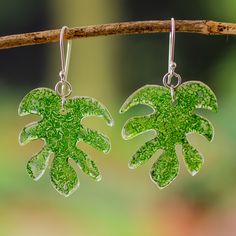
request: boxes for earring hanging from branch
[18,26,114,197]
[120,18,218,188]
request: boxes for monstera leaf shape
[19,88,113,196]
[120,81,218,188]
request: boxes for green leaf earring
[18,26,114,196]
[120,18,218,188]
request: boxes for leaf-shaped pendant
[19,88,113,196]
[120,81,218,188]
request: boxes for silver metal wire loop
[168,18,175,77]
[59,26,72,82]
[162,18,182,101]
[162,71,182,89]
[55,80,72,98]
[55,26,72,101]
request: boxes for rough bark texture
[0,20,236,50]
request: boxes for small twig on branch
[0,20,236,50]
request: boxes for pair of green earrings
[18,19,218,197]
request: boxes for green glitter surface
[19,88,113,196]
[120,81,218,188]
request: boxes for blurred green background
[0,0,236,235]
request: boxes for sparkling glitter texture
[120,81,218,188]
[19,88,113,196]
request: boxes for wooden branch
[1,20,236,50]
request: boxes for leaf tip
[121,128,130,140]
[119,101,129,114]
[119,108,124,114]
[190,170,198,176]
[55,181,80,197]
[186,164,203,176]
[108,118,114,127]
[103,147,111,154]
[150,175,174,189]
[95,174,102,182]
[156,183,168,190]
[128,161,136,169]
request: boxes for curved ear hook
[55,26,73,106]
[168,18,176,82]
[163,18,180,87]
[59,26,72,82]
[162,18,182,102]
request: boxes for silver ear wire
[55,26,72,107]
[168,18,176,83]
[162,18,182,101]
[59,26,72,82]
